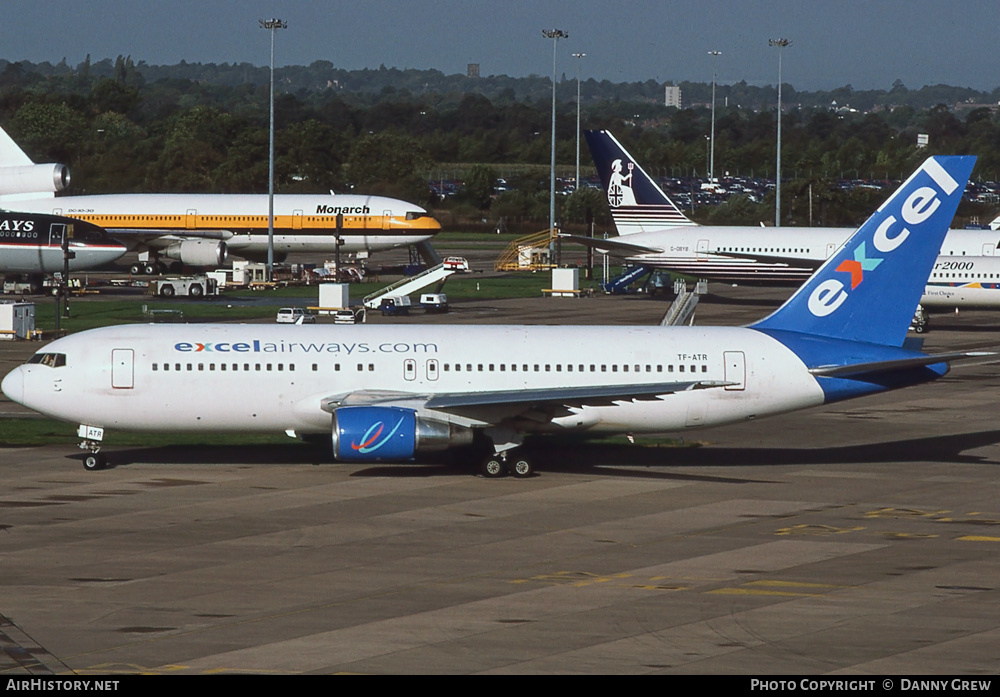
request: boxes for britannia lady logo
[607,158,637,207]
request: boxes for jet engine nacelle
[162,240,228,267]
[0,164,71,196]
[331,406,473,462]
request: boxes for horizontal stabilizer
[558,233,662,256]
[809,351,995,378]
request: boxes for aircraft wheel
[915,324,925,334]
[160,284,175,297]
[481,455,506,478]
[510,457,534,478]
[130,264,142,275]
[83,453,106,471]
[143,264,157,275]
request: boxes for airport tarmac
[2,283,1000,675]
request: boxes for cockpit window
[405,211,430,220]
[27,353,66,367]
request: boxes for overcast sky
[5,0,999,91]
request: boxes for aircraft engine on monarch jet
[330,406,473,462]
[162,239,228,267]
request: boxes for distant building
[664,84,681,108]
[467,63,480,78]
[917,133,929,149]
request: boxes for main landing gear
[480,451,534,478]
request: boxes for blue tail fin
[751,156,975,347]
[584,130,693,234]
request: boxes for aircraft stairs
[494,228,557,271]
[601,264,652,294]
[660,279,707,326]
[363,263,454,309]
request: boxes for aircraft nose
[1,367,23,405]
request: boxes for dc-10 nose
[1,366,23,406]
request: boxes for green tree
[343,131,432,202]
[458,164,497,210]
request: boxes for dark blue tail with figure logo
[584,129,693,233]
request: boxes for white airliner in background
[0,126,440,274]
[578,129,1000,283]
[922,256,1000,310]
[2,156,990,477]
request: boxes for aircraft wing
[711,249,823,269]
[108,230,234,248]
[558,233,663,256]
[321,380,734,422]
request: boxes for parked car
[443,256,470,272]
[333,309,359,324]
[276,307,316,324]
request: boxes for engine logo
[351,416,405,454]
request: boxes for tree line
[1,57,998,232]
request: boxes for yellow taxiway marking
[775,524,864,536]
[864,507,950,519]
[957,535,1000,543]
[707,579,847,597]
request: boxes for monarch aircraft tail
[584,129,693,235]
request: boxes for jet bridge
[363,263,454,309]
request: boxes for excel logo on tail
[834,242,882,290]
[351,416,405,454]
[807,160,960,318]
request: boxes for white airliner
[922,256,1000,309]
[1,156,989,476]
[0,210,125,274]
[0,126,440,273]
[578,130,1000,283]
